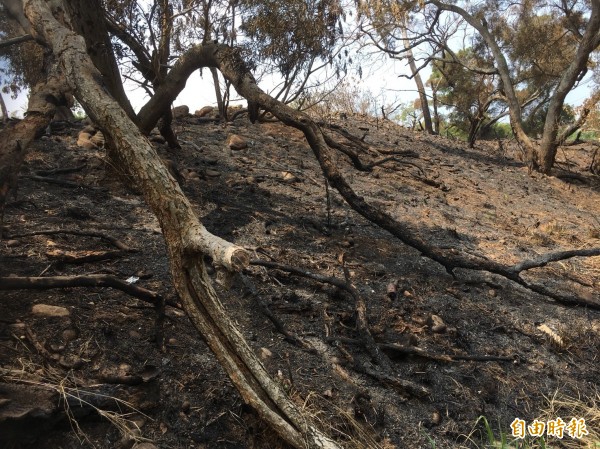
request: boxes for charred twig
[510,248,600,272]
[323,132,369,171]
[319,122,370,152]
[35,164,86,176]
[23,324,58,362]
[251,259,392,370]
[364,156,425,173]
[45,249,127,264]
[0,274,168,306]
[7,229,136,251]
[353,362,430,398]
[324,133,421,173]
[414,176,451,191]
[250,259,349,290]
[379,342,514,363]
[329,337,514,363]
[340,254,392,371]
[375,148,419,157]
[239,274,314,351]
[23,175,94,188]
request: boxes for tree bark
[0,73,64,228]
[22,1,340,447]
[62,0,137,122]
[0,92,8,123]
[538,3,600,172]
[402,18,434,134]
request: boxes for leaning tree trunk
[22,1,341,448]
[430,0,539,167]
[402,19,434,135]
[0,67,65,229]
[0,92,8,123]
[431,0,600,173]
[538,3,600,173]
[62,0,137,122]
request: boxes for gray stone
[172,105,189,119]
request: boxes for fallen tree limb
[355,339,514,363]
[7,229,135,251]
[0,274,165,305]
[45,248,126,264]
[510,248,600,272]
[35,164,86,176]
[207,46,600,311]
[22,175,95,188]
[239,274,314,351]
[318,122,370,152]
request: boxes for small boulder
[172,105,189,119]
[427,314,447,333]
[259,347,272,360]
[32,304,70,318]
[227,134,248,151]
[280,171,298,183]
[205,169,221,178]
[194,106,214,117]
[77,131,97,150]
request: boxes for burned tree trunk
[0,92,8,123]
[401,18,434,135]
[0,74,65,230]
[21,1,341,448]
[62,0,137,122]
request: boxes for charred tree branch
[0,274,164,305]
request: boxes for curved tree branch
[205,43,600,310]
[22,1,340,447]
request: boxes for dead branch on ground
[239,274,314,351]
[7,229,135,251]
[211,52,600,311]
[35,164,86,176]
[0,274,166,305]
[23,174,99,189]
[250,260,408,384]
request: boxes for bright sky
[1,43,593,119]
